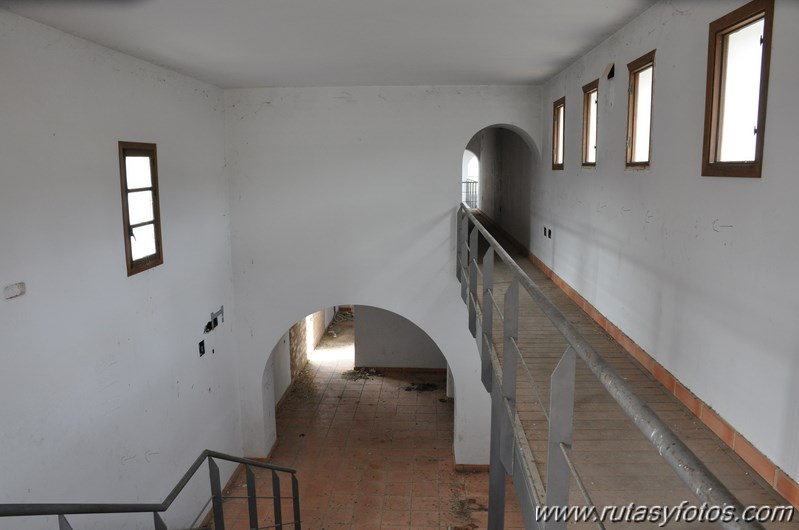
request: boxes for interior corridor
[216,313,523,529]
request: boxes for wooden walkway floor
[476,226,798,529]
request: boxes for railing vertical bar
[460,214,469,303]
[246,465,258,530]
[499,279,519,472]
[481,335,493,393]
[483,246,494,345]
[468,226,479,337]
[480,246,495,391]
[208,458,226,530]
[487,373,507,530]
[58,514,74,530]
[271,470,283,527]
[291,474,301,530]
[153,512,167,530]
[544,346,577,530]
[456,207,463,281]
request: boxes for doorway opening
[461,150,479,208]
[463,125,538,250]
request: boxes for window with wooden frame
[702,0,773,178]
[582,79,599,166]
[626,50,656,167]
[552,97,565,170]
[118,142,163,276]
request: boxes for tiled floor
[217,314,523,529]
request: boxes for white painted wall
[225,85,542,464]
[270,332,292,406]
[533,0,799,481]
[0,9,239,529]
[354,305,447,370]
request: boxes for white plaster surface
[354,305,447,370]
[225,84,542,465]
[533,0,799,480]
[0,10,240,529]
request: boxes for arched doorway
[262,306,451,455]
[461,149,479,208]
[463,125,539,251]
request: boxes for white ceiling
[1,0,657,89]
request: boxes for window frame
[118,141,164,276]
[582,79,599,167]
[552,97,565,170]
[626,50,656,168]
[701,0,773,178]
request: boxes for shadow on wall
[465,125,540,249]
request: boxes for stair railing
[0,449,301,530]
[456,203,764,530]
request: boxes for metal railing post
[544,346,577,530]
[460,213,469,303]
[468,226,479,337]
[153,512,167,530]
[246,465,258,530]
[487,376,507,530]
[291,473,302,530]
[272,470,283,527]
[208,458,226,530]
[500,279,519,472]
[58,515,73,530]
[481,247,495,391]
[456,206,463,281]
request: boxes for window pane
[131,223,157,261]
[125,156,152,189]
[718,18,763,162]
[128,191,154,225]
[632,66,653,162]
[586,90,598,163]
[555,105,564,164]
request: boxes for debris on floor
[340,367,383,380]
[404,382,438,392]
[326,310,354,338]
[287,363,317,399]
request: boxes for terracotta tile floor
[217,314,523,529]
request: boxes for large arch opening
[463,125,539,250]
[262,306,454,461]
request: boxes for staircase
[0,450,300,530]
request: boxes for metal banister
[457,203,765,530]
[0,449,300,529]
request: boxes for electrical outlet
[199,340,205,356]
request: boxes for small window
[626,50,656,167]
[702,0,773,177]
[552,97,565,170]
[119,142,163,276]
[582,79,599,166]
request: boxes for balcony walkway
[473,217,798,529]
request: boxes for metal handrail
[457,203,764,530]
[0,449,300,529]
